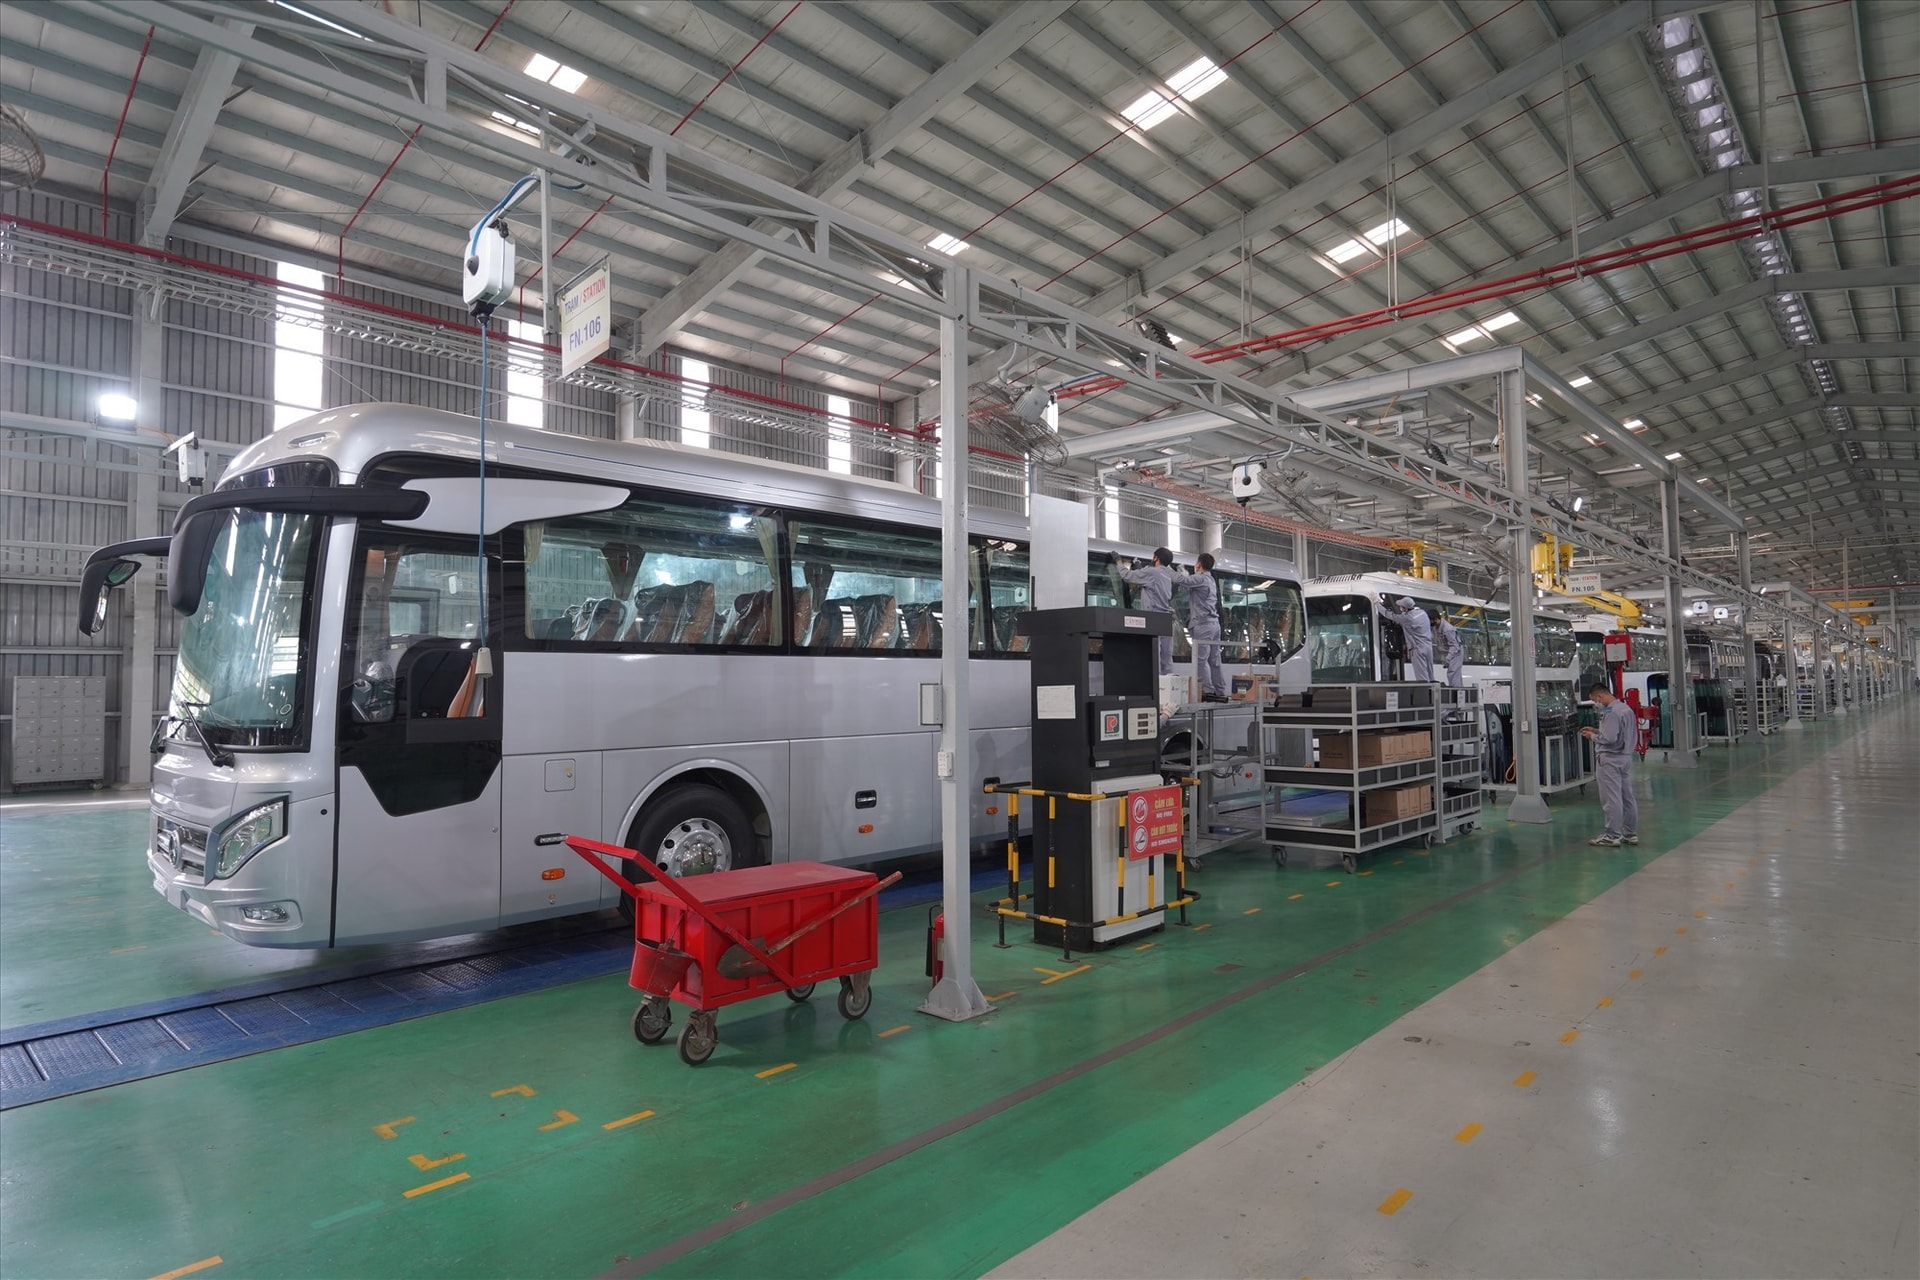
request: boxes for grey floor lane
[994,701,1920,1280]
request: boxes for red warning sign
[1126,785,1183,860]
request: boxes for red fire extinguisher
[925,907,945,984]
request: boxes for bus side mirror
[77,538,169,636]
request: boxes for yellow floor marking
[1560,1029,1580,1044]
[1243,907,1262,915]
[406,1152,464,1171]
[1325,881,1343,888]
[490,1084,536,1098]
[1377,1188,1414,1215]
[1738,870,1747,877]
[402,1172,470,1199]
[1040,964,1093,985]
[1693,910,1706,918]
[755,1063,797,1079]
[1724,881,1734,888]
[1288,893,1305,901]
[537,1110,579,1131]
[1711,896,1722,903]
[1453,1123,1482,1144]
[1393,860,1404,865]
[109,944,148,954]
[985,991,1018,1001]
[1675,927,1688,935]
[1358,869,1374,876]
[1134,942,1157,951]
[877,1024,911,1037]
[1512,1070,1537,1087]
[371,1117,415,1140]
[1654,946,1667,956]
[1597,996,1614,1008]
[148,1257,222,1280]
[602,1110,654,1130]
[1629,970,1643,979]
[1192,923,1214,931]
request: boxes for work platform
[0,697,1911,1279]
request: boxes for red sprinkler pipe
[101,26,155,237]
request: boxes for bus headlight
[208,799,287,882]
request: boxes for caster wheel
[632,997,671,1044]
[1342,854,1357,874]
[837,974,872,1020]
[677,1012,718,1065]
[786,983,816,1003]
[1271,848,1288,868]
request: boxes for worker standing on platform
[1183,553,1227,702]
[1580,683,1639,848]
[1429,608,1465,688]
[1114,547,1176,676]
[1385,595,1433,681]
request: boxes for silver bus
[82,404,1308,947]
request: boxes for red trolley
[565,835,896,1065]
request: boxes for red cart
[565,836,896,1065]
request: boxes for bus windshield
[170,509,319,747]
[1535,617,1577,669]
[1306,595,1374,682]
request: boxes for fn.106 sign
[559,257,611,377]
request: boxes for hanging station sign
[558,256,612,377]
[1565,571,1602,595]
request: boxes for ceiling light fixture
[926,232,970,256]
[524,53,588,94]
[1121,55,1228,130]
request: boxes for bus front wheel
[627,784,759,880]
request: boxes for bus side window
[788,519,943,653]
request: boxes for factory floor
[1,698,1912,1280]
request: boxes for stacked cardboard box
[1317,729,1432,769]
[1362,783,1433,826]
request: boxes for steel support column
[1738,535,1761,741]
[1780,609,1802,730]
[1501,367,1550,823]
[921,270,990,1023]
[1811,616,1827,721]
[1661,480,1699,767]
[121,297,163,790]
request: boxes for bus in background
[79,403,1307,948]
[1302,574,1582,787]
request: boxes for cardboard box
[1362,783,1433,826]
[1318,729,1431,769]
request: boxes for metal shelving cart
[1259,683,1439,874]
[1437,684,1482,839]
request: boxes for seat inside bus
[399,641,475,718]
[900,601,940,650]
[993,605,1029,652]
[719,588,775,645]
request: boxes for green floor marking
[0,703,1904,1279]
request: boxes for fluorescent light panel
[1567,374,1593,388]
[523,52,588,94]
[926,232,970,256]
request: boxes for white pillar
[1738,535,1761,741]
[122,296,164,789]
[920,269,990,1023]
[1501,367,1549,823]
[1660,480,1697,766]
[1781,610,1802,730]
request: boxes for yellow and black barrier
[981,779,1200,961]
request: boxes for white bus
[1301,574,1582,784]
[81,403,1308,947]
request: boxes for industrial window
[273,262,326,430]
[522,493,780,647]
[505,319,544,429]
[1121,56,1228,130]
[827,394,852,475]
[788,518,946,653]
[681,357,712,449]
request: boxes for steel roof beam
[137,15,248,246]
[632,2,1069,359]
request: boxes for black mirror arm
[77,537,171,636]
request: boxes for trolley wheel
[632,997,672,1044]
[1342,853,1357,875]
[786,983,816,1003]
[677,1011,718,1065]
[837,973,872,1020]
[1271,847,1288,868]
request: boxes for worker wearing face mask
[1429,609,1465,688]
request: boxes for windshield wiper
[154,703,236,768]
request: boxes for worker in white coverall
[1429,609,1465,688]
[1580,683,1640,848]
[1114,547,1176,675]
[1385,595,1433,681]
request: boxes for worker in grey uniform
[1114,547,1177,675]
[1183,552,1227,702]
[1579,682,1639,847]
[1429,608,1465,688]
[1384,595,1433,681]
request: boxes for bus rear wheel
[626,784,759,881]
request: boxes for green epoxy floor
[0,704,1903,1279]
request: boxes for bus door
[334,530,505,943]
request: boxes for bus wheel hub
[659,819,728,876]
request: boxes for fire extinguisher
[925,906,945,984]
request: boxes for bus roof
[1303,571,1574,620]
